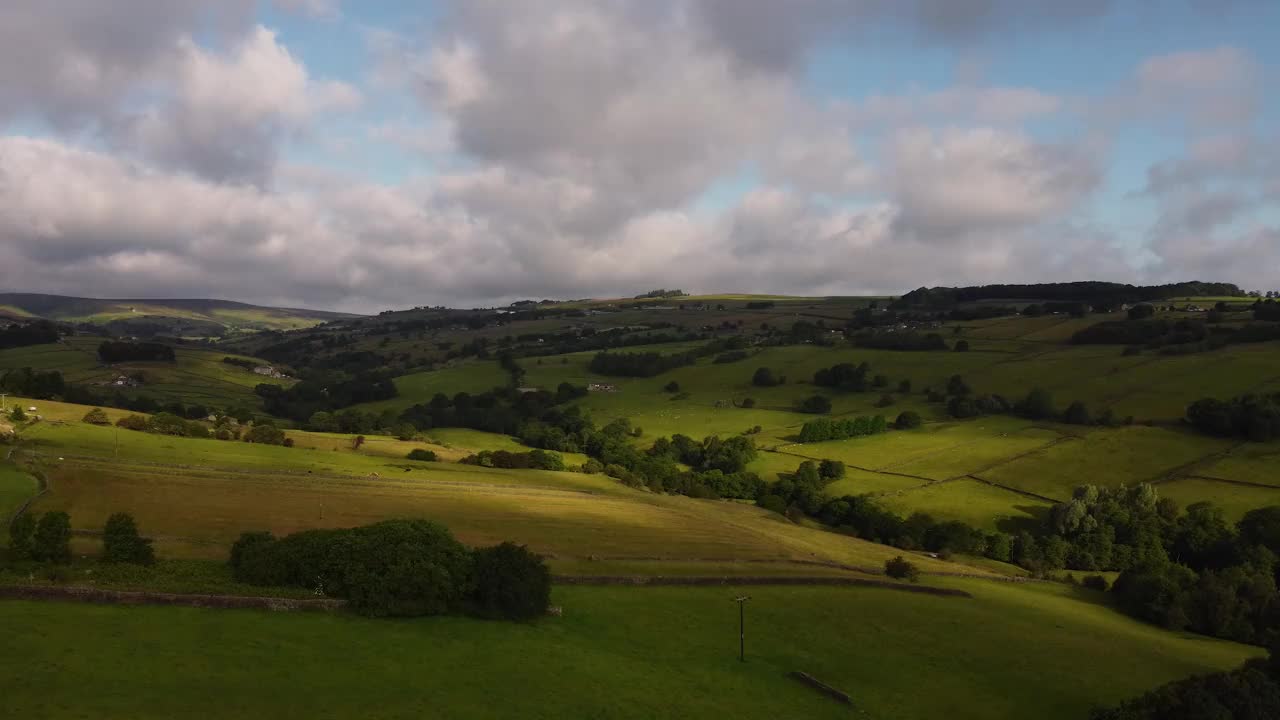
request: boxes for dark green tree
[32,511,72,563]
[8,512,36,559]
[469,542,551,621]
[102,512,155,565]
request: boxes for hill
[0,293,359,336]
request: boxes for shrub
[582,458,604,474]
[1017,388,1056,420]
[897,379,912,394]
[115,414,148,431]
[32,511,72,564]
[8,512,36,559]
[214,427,233,441]
[102,512,155,565]
[818,459,846,480]
[1063,401,1093,426]
[82,407,110,425]
[407,448,438,462]
[469,542,551,621]
[663,381,681,393]
[243,423,287,445]
[954,340,970,352]
[875,394,895,408]
[740,397,756,408]
[229,531,276,574]
[885,556,920,582]
[9,406,27,422]
[895,411,923,429]
[1082,574,1109,592]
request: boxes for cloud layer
[0,0,1275,312]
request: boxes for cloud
[115,26,361,184]
[1105,46,1260,131]
[887,127,1102,239]
[273,0,342,21]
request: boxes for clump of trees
[798,415,888,442]
[230,520,550,620]
[1089,645,1280,720]
[98,341,175,363]
[0,367,65,399]
[1187,392,1280,442]
[8,511,72,563]
[589,350,695,377]
[81,407,110,425]
[797,395,833,414]
[813,362,871,391]
[461,449,565,471]
[407,449,437,462]
[0,320,60,350]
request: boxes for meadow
[0,581,1260,720]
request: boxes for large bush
[115,414,148,431]
[81,408,110,425]
[32,511,72,564]
[469,542,551,621]
[885,556,920,582]
[407,448,438,462]
[102,512,155,565]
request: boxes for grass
[1155,477,1280,522]
[0,580,1260,720]
[979,426,1235,501]
[0,461,38,532]
[876,479,1052,533]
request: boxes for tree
[818,459,846,480]
[8,512,36,559]
[1063,401,1093,426]
[897,379,912,394]
[885,556,920,582]
[663,381,681,393]
[1239,507,1280,554]
[102,513,155,565]
[9,406,26,422]
[81,408,110,425]
[895,411,923,429]
[740,397,756,408]
[32,511,72,563]
[1128,303,1156,320]
[954,340,970,352]
[752,367,781,387]
[407,448,438,462]
[946,375,971,397]
[243,423,286,445]
[469,542,551,621]
[1018,388,1056,420]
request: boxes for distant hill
[0,293,360,336]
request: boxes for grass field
[0,580,1259,720]
[1155,477,1280,522]
[877,479,1052,533]
[0,461,38,529]
[0,337,281,409]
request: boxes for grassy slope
[0,338,280,409]
[0,581,1259,720]
[0,293,356,331]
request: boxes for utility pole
[0,393,7,411]
[734,595,751,662]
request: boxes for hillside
[0,293,359,336]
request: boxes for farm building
[588,383,617,392]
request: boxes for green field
[0,461,38,531]
[0,580,1258,720]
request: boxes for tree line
[0,320,60,350]
[1186,392,1280,442]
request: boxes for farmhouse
[253,365,289,379]
[588,383,617,392]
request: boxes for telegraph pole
[734,596,751,662]
[0,393,7,411]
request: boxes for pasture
[0,580,1259,720]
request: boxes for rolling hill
[0,293,359,336]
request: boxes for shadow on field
[996,505,1052,535]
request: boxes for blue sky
[0,0,1276,311]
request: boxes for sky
[0,1,1277,313]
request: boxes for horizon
[1,2,1277,313]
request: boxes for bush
[895,411,923,429]
[1063,401,1093,426]
[407,448,438,462]
[8,512,36,559]
[898,379,912,394]
[214,427,233,440]
[740,397,756,408]
[115,414,148,431]
[101,512,155,565]
[885,556,920,582]
[32,511,72,564]
[875,394,895,408]
[469,542,551,621]
[81,407,110,425]
[582,458,605,474]
[954,340,970,352]
[818,459,846,480]
[9,406,27,422]
[1082,574,1109,591]
[243,423,287,445]
[663,381,681,393]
